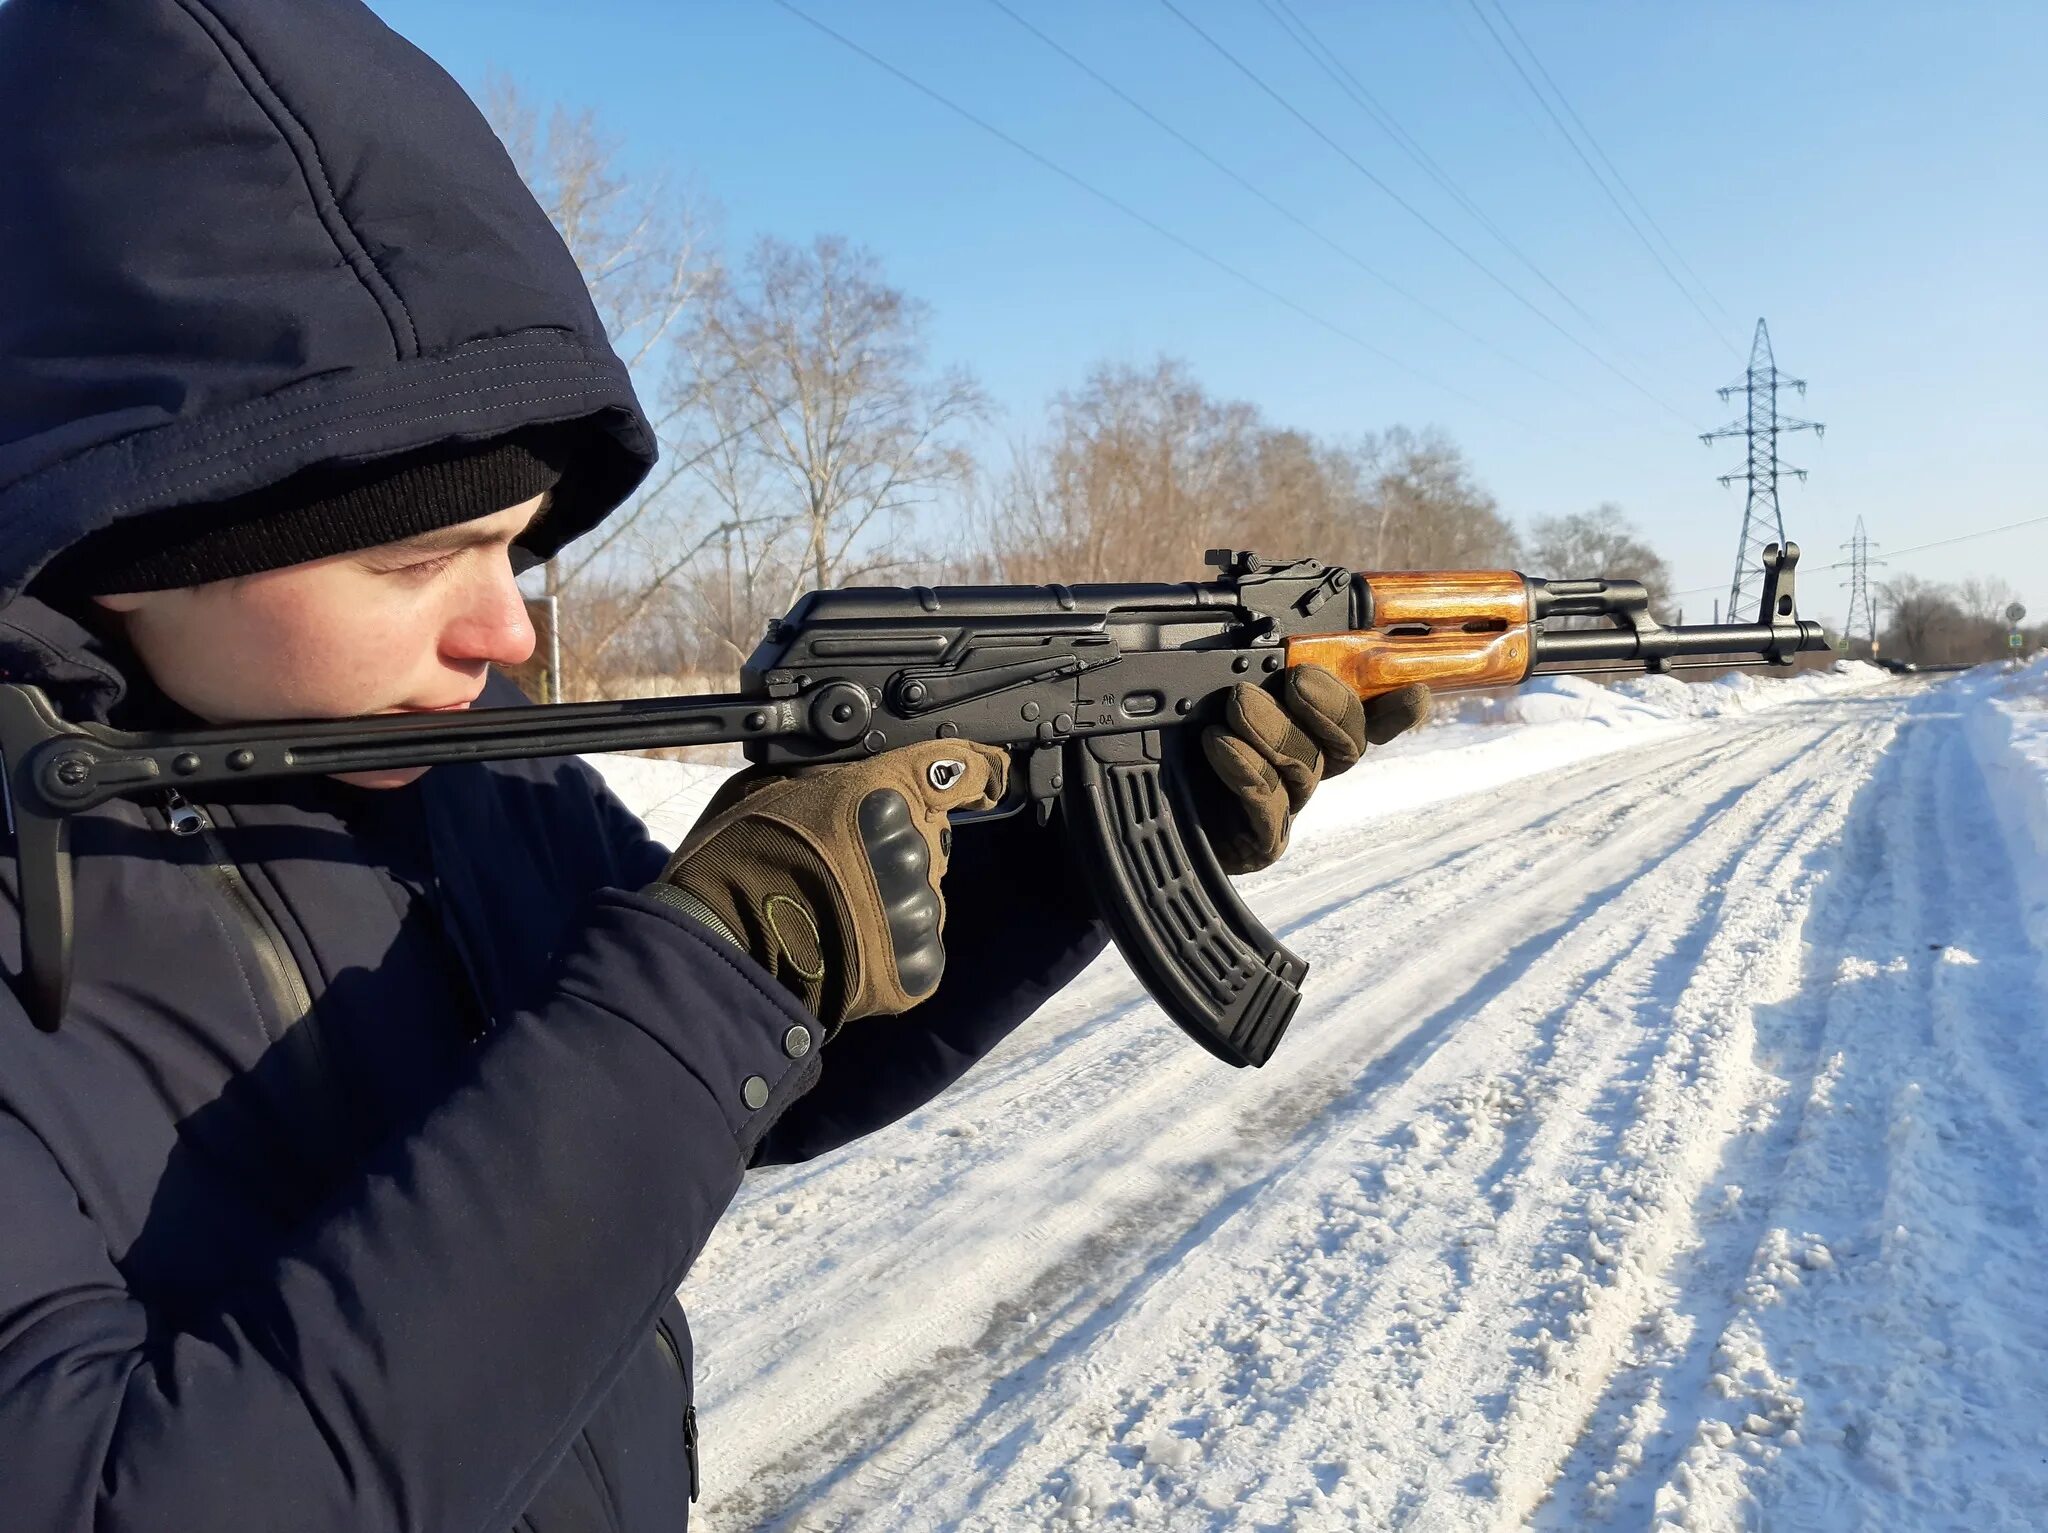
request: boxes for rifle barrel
[1534,619,1828,666]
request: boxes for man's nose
[442,563,538,670]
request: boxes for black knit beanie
[34,423,581,597]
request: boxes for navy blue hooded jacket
[0,3,1108,1529]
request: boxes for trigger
[1027,744,1064,827]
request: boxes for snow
[1199,661,1886,841]
[580,752,730,848]
[582,660,2045,1530]
[1958,654,2048,948]
[1475,661,1884,729]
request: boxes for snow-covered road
[618,673,2048,1530]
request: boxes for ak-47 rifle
[0,542,1828,1061]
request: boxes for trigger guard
[945,762,1033,828]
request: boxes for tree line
[1868,576,2044,666]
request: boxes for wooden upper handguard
[1284,570,1534,701]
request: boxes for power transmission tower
[1840,516,1883,657]
[1702,319,1824,621]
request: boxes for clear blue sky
[369,0,2046,627]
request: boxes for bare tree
[1878,575,1951,662]
[977,360,1304,583]
[675,236,986,642]
[1873,573,2032,665]
[1525,505,1675,618]
[485,92,981,696]
[482,75,711,373]
[1360,428,1520,570]
[482,77,722,697]
[1051,359,1257,579]
[973,360,1520,589]
[1954,575,2023,627]
[1245,429,1369,559]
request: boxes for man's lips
[383,698,478,714]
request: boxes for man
[0,2,1427,1529]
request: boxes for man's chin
[328,697,476,787]
[332,765,433,790]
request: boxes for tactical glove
[1196,668,1432,873]
[647,740,1008,1032]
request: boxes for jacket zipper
[654,1317,700,1503]
[159,788,316,1030]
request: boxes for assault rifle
[0,543,1828,1059]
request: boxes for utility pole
[1702,319,1824,621]
[1840,517,1883,659]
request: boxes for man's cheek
[259,617,410,715]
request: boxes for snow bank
[1287,661,1887,841]
[1484,660,1885,727]
[1956,654,2048,946]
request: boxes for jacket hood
[0,0,657,611]
[0,597,134,727]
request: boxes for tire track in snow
[687,695,1907,1530]
[1559,691,2048,1530]
[1470,700,1898,1529]
[1525,706,1916,1529]
[695,727,1778,1335]
[688,725,1813,1473]
[963,701,1888,1531]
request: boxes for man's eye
[400,552,459,578]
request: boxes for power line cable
[1662,512,2048,600]
[1821,512,2048,570]
[1152,0,1702,428]
[1487,0,1740,334]
[1257,0,1618,353]
[768,0,1514,423]
[980,0,1588,405]
[1441,0,1553,144]
[1462,0,1741,360]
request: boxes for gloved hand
[647,740,1008,1033]
[1195,668,1432,873]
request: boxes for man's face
[94,494,545,789]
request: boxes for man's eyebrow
[376,496,550,558]
[378,523,508,557]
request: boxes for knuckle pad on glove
[857,788,944,998]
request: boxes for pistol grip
[1059,731,1305,1068]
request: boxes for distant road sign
[2007,602,2028,624]
[2012,633,2026,649]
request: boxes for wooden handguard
[1284,570,1534,700]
